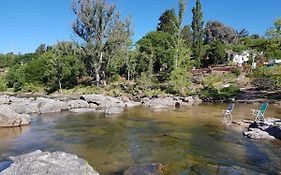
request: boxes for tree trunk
[59,80,62,92]
[95,52,103,86]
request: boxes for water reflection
[0,104,280,174]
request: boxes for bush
[167,68,192,96]
[21,83,45,93]
[231,67,242,76]
[199,85,240,101]
[0,76,7,92]
[248,65,281,88]
[201,73,236,88]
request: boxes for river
[0,103,281,174]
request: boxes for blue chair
[251,102,268,121]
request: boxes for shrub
[167,68,192,96]
[198,85,240,101]
[201,73,236,89]
[0,76,7,92]
[231,67,242,76]
[248,65,281,88]
[21,83,45,93]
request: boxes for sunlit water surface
[0,103,281,175]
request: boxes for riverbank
[0,93,203,128]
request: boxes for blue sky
[0,0,280,54]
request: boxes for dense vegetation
[0,0,280,99]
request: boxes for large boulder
[0,150,99,175]
[81,94,126,109]
[10,100,39,114]
[35,98,69,114]
[144,97,179,109]
[67,100,89,109]
[0,105,31,127]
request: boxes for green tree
[237,28,249,38]
[204,41,227,67]
[191,0,204,67]
[104,15,133,81]
[182,25,192,47]
[205,21,237,44]
[35,44,47,55]
[157,9,177,35]
[136,31,174,80]
[72,0,130,85]
[266,17,281,38]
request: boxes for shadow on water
[0,104,281,174]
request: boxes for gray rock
[144,97,178,109]
[105,106,124,115]
[243,128,275,140]
[0,150,99,175]
[266,124,281,140]
[125,101,142,108]
[81,94,126,109]
[67,100,89,109]
[10,101,39,114]
[35,98,69,114]
[69,108,97,113]
[0,95,10,105]
[124,163,164,175]
[0,105,31,127]
[89,103,98,108]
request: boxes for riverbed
[0,103,281,174]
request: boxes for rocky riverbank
[0,150,99,175]
[0,94,202,128]
[233,118,281,140]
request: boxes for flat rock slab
[69,108,97,114]
[0,150,99,175]
[243,128,275,140]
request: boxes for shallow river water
[0,103,281,175]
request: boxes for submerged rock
[124,163,164,175]
[105,106,124,115]
[0,150,99,175]
[0,105,31,127]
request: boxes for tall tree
[104,15,133,80]
[237,28,249,38]
[266,17,281,38]
[205,21,237,44]
[72,0,126,85]
[191,0,204,67]
[182,25,192,47]
[157,9,177,35]
[171,0,187,69]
